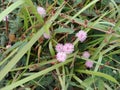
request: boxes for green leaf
[49,41,55,56]
[98,79,105,90]
[57,0,64,5]
[54,28,74,34]
[76,70,119,84]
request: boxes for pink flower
[6,45,11,49]
[63,43,74,54]
[82,51,90,58]
[55,43,64,52]
[76,30,87,42]
[56,52,67,62]
[85,60,93,68]
[43,33,50,39]
[37,6,46,17]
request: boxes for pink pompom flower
[76,30,87,42]
[82,51,90,59]
[37,6,46,17]
[56,52,67,62]
[55,43,64,52]
[43,33,51,39]
[63,43,74,54]
[85,60,93,68]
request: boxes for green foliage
[0,0,120,90]
[54,27,74,34]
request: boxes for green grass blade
[73,75,93,90]
[76,70,119,84]
[1,59,73,90]
[54,27,74,34]
[0,0,24,22]
[65,0,99,25]
[91,34,112,60]
[94,53,103,72]
[49,41,55,56]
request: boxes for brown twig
[60,13,120,37]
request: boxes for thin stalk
[56,68,65,90]
[65,0,99,25]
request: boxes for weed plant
[0,0,120,90]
